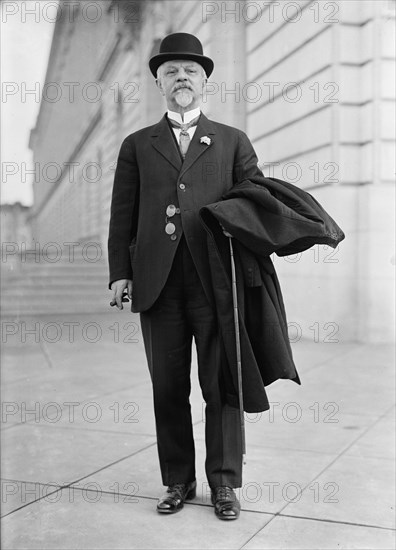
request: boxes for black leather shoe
[157,481,197,514]
[211,486,241,520]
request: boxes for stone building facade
[28,0,395,341]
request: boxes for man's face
[156,60,207,112]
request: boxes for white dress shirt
[167,107,201,141]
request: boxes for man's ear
[156,78,165,95]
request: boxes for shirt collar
[167,107,201,125]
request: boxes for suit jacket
[108,112,269,312]
[199,179,345,412]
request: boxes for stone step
[1,302,112,316]
[1,275,108,287]
[0,252,115,315]
[1,262,108,272]
[1,295,114,316]
[3,289,108,300]
[2,255,107,262]
[1,268,109,282]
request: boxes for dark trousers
[140,235,243,488]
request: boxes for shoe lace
[216,486,234,501]
[169,484,187,499]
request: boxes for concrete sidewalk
[1,311,395,549]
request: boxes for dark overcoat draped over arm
[199,178,345,413]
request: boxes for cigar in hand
[110,290,130,307]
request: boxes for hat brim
[149,53,214,78]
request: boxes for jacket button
[179,183,185,190]
[165,222,176,235]
[170,234,177,241]
[166,204,177,217]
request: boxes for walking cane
[227,234,247,463]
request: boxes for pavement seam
[0,484,63,519]
[239,402,395,549]
[63,441,159,488]
[274,512,396,532]
[2,480,395,533]
[0,442,158,520]
[1,478,64,488]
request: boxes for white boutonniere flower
[200,136,211,146]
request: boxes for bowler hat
[149,33,214,78]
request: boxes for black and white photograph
[1,0,395,548]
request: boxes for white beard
[175,89,193,108]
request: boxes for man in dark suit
[108,33,266,520]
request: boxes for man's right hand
[110,279,132,310]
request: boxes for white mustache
[173,85,192,92]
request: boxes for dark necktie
[168,114,200,159]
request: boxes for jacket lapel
[150,115,183,171]
[180,113,216,177]
[150,113,216,175]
